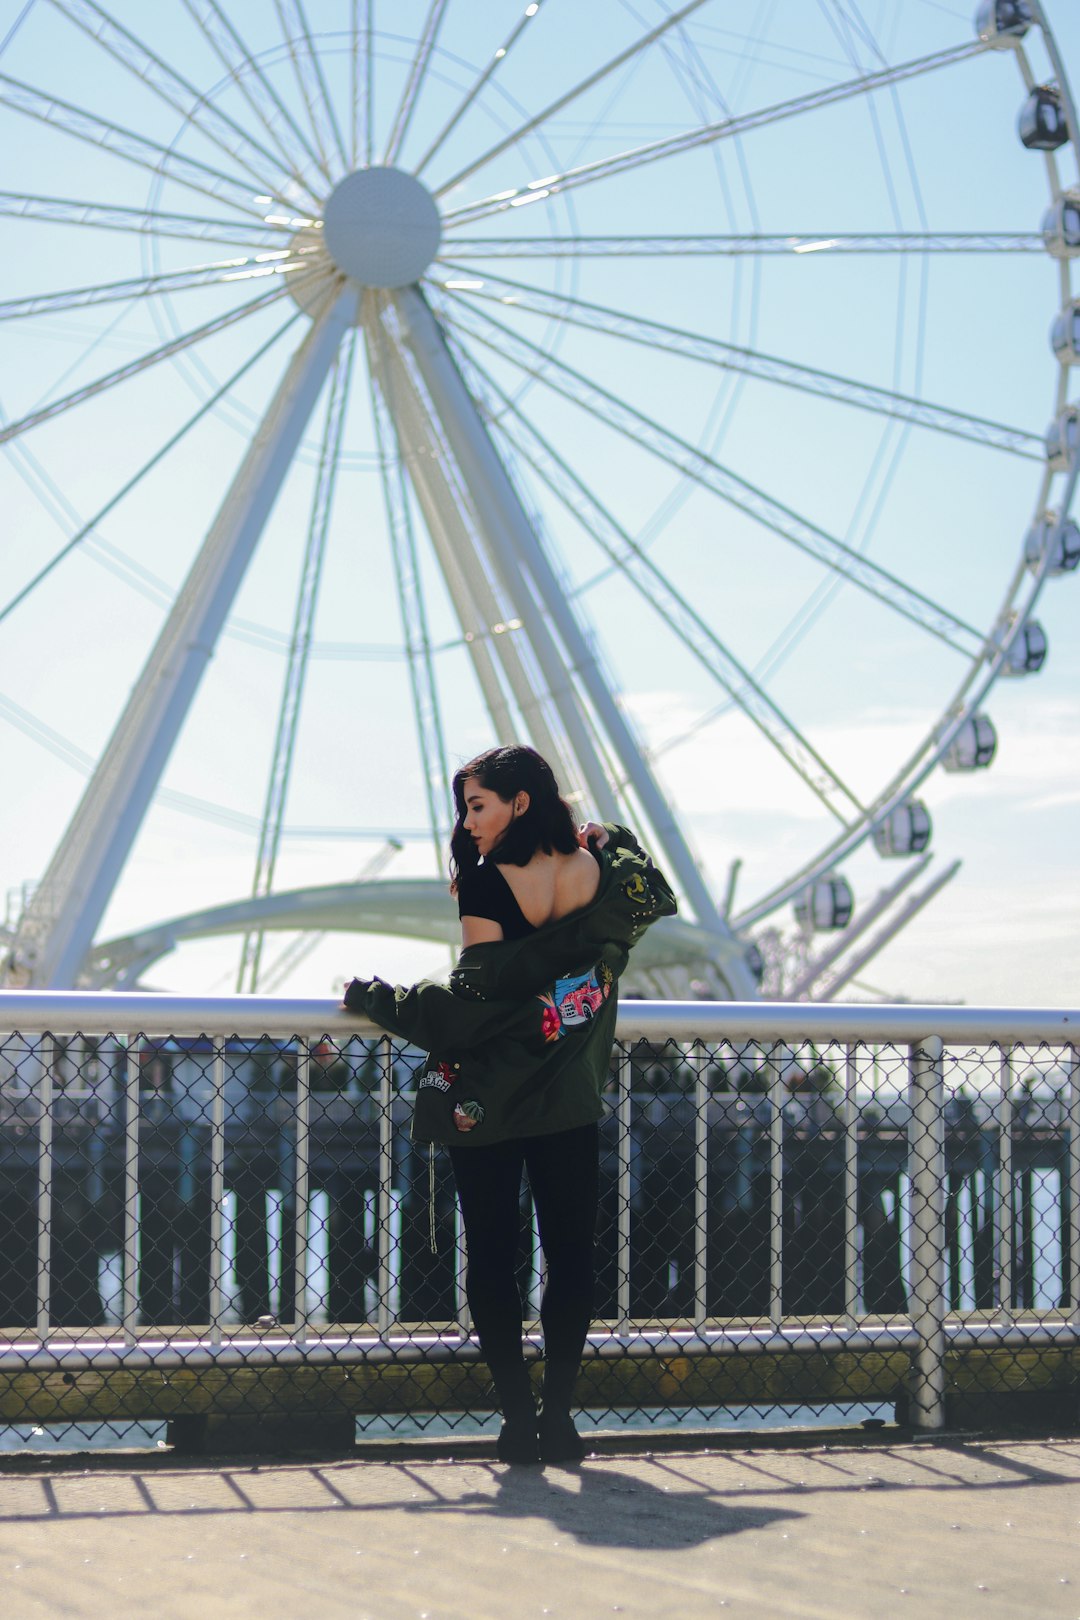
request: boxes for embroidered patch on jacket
[538,964,610,1040]
[453,1098,485,1131]
[419,1061,455,1093]
[623,873,649,905]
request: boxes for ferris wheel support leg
[394,287,754,988]
[378,330,580,780]
[364,313,520,746]
[8,286,359,989]
[392,286,619,819]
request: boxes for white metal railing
[0,991,1077,1432]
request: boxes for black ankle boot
[497,1412,540,1464]
[539,1358,585,1464]
[538,1407,585,1464]
[490,1361,539,1465]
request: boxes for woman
[344,745,676,1464]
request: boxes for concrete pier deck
[1,1433,1078,1619]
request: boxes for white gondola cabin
[872,800,932,858]
[1043,193,1080,259]
[975,0,1033,45]
[999,618,1048,675]
[1024,512,1080,575]
[794,873,854,933]
[1050,302,1080,365]
[1019,86,1069,152]
[1046,404,1080,470]
[940,713,997,772]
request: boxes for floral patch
[540,1001,562,1043]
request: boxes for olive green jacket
[343,825,676,1146]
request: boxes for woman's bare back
[498,846,600,930]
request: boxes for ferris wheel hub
[321,166,442,288]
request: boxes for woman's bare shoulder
[556,846,601,905]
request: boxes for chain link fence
[0,994,1077,1452]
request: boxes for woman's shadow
[403,1460,801,1551]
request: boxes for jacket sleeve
[601,821,638,852]
[343,974,514,1053]
[603,822,678,921]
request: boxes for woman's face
[461,776,526,857]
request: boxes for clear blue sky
[0,0,1077,1005]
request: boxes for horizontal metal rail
[0,990,1076,1045]
[2,1317,1077,1375]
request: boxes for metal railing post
[293,1037,311,1341]
[122,1039,140,1342]
[617,1046,632,1335]
[453,1197,469,1334]
[843,1042,860,1323]
[996,1046,1015,1319]
[208,1044,226,1346]
[35,1038,53,1342]
[908,1034,946,1430]
[693,1042,708,1331]
[1068,1044,1079,1326]
[377,1035,394,1335]
[528,1200,544,1319]
[767,1043,785,1327]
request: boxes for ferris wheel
[0,0,1077,1000]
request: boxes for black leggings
[448,1121,599,1370]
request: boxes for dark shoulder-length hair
[449,745,579,885]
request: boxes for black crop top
[456,861,535,940]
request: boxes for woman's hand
[577,820,609,850]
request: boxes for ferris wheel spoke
[271,0,348,175]
[457,340,864,824]
[438,231,1046,257]
[383,0,448,167]
[0,71,274,219]
[412,0,548,180]
[0,279,304,447]
[361,0,374,167]
[0,303,306,628]
[437,267,1042,459]
[0,255,310,321]
[432,0,710,198]
[441,40,986,225]
[367,334,451,850]
[2,426,178,612]
[347,0,370,168]
[180,0,329,188]
[0,190,302,244]
[442,294,983,655]
[41,0,318,209]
